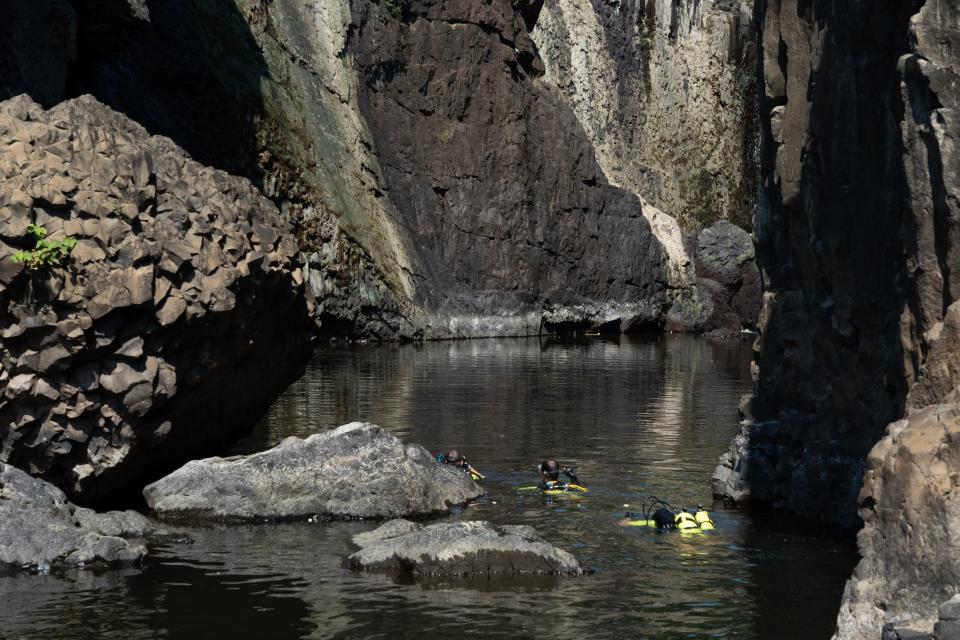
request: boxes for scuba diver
[537,459,588,493]
[620,496,714,531]
[436,449,485,480]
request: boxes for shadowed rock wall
[710,0,959,634]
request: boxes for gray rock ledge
[349,519,583,576]
[143,422,484,521]
[0,462,159,572]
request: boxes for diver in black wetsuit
[437,449,483,479]
[539,459,561,490]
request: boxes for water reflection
[0,335,855,639]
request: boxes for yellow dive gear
[622,497,715,531]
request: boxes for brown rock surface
[835,403,960,639]
[0,94,310,502]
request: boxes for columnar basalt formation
[0,95,311,502]
[714,0,960,524]
[532,0,758,229]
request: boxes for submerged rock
[143,423,483,521]
[349,519,583,576]
[0,95,311,501]
[0,462,159,572]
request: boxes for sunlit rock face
[532,0,758,230]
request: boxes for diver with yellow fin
[620,496,714,531]
[533,459,588,494]
[436,449,485,481]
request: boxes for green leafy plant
[439,126,454,145]
[384,0,405,19]
[11,224,78,271]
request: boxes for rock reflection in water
[0,335,856,639]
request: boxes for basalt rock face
[714,0,960,526]
[531,0,758,229]
[348,0,690,327]
[143,422,484,521]
[349,519,583,576]
[0,462,158,572]
[1,0,744,339]
[0,95,310,502]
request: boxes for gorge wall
[0,0,760,500]
[531,0,758,229]
[710,0,960,635]
[3,0,759,339]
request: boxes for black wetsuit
[652,508,675,529]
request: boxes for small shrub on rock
[10,224,78,270]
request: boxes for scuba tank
[624,497,715,531]
[693,505,714,530]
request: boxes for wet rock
[0,95,311,501]
[143,422,483,521]
[349,519,583,576]
[692,221,761,333]
[0,462,157,572]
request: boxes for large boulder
[0,95,311,501]
[143,422,484,521]
[693,220,761,333]
[834,402,960,639]
[0,462,159,572]
[349,519,583,576]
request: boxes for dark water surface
[0,336,856,639]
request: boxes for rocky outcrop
[532,0,757,229]
[0,95,310,501]
[835,403,960,639]
[0,462,159,572]
[143,422,483,521]
[349,519,583,576]
[714,0,960,525]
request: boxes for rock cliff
[0,95,310,502]
[531,0,758,229]
[714,0,960,524]
[709,0,959,635]
[2,0,758,339]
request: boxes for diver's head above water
[540,459,560,482]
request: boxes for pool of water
[0,335,856,639]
